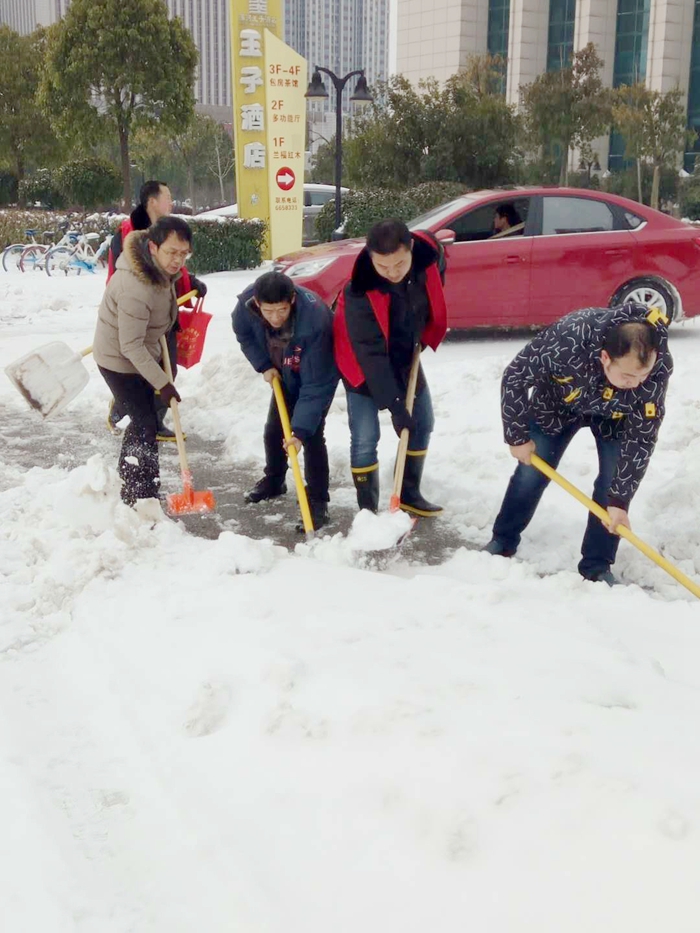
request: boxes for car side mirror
[435,228,456,246]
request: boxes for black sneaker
[482,538,517,558]
[245,477,287,503]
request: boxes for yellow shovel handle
[390,344,421,512]
[530,453,700,599]
[271,376,314,538]
[177,289,198,306]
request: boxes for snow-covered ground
[2,266,700,931]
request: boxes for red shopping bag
[176,297,212,369]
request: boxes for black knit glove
[190,275,207,297]
[389,398,415,436]
[159,383,181,407]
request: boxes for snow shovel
[159,334,215,516]
[271,375,314,541]
[354,345,421,563]
[5,342,93,419]
[531,453,700,600]
[390,344,422,513]
[4,289,200,419]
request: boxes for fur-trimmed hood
[116,230,171,288]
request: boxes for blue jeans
[492,421,622,579]
[346,387,435,469]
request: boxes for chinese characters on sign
[243,142,266,169]
[231,1,305,257]
[241,103,264,131]
[231,0,282,244]
[264,30,307,257]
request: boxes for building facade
[396,0,700,170]
[165,0,232,121]
[0,0,67,32]
[285,0,390,149]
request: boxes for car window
[409,196,478,230]
[542,196,614,235]
[448,198,530,243]
[306,190,334,206]
[623,209,644,229]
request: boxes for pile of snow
[2,266,700,930]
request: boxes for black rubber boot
[352,465,379,513]
[296,496,330,534]
[155,409,183,443]
[400,451,442,517]
[107,398,126,433]
[245,476,288,503]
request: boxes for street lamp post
[305,66,373,233]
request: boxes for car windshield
[409,196,479,231]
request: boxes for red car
[274,187,700,327]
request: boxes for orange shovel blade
[167,488,216,515]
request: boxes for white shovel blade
[5,341,90,419]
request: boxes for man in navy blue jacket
[232,271,338,529]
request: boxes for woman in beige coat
[93,216,192,505]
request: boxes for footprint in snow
[183,681,232,738]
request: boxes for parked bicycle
[45,230,112,276]
[2,228,54,272]
[20,221,75,273]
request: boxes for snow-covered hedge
[186,217,267,274]
[0,209,266,273]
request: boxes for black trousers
[99,366,160,504]
[263,391,331,503]
[111,329,177,423]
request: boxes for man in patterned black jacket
[484,303,673,584]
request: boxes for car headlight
[285,257,337,278]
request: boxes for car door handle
[604,248,629,257]
[505,255,522,264]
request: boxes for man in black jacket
[333,220,448,516]
[484,304,673,584]
[106,180,206,439]
[232,271,338,530]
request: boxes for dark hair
[603,321,660,366]
[495,203,521,226]
[253,271,295,304]
[366,219,412,255]
[147,216,192,246]
[140,180,168,209]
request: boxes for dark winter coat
[501,303,673,508]
[232,285,339,440]
[333,231,447,410]
[107,205,194,301]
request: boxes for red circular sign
[276,167,296,191]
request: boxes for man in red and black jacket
[333,219,447,516]
[106,180,206,439]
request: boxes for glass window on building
[487,0,510,94]
[547,0,576,72]
[685,0,700,171]
[609,0,651,171]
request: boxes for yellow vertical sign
[264,31,307,259]
[230,0,282,250]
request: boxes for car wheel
[612,278,676,322]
